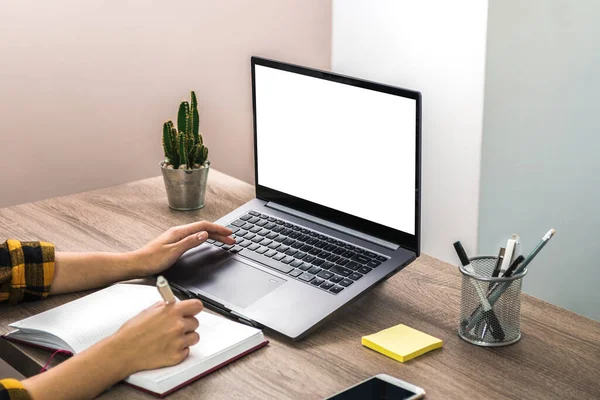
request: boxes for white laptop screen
[254,64,417,236]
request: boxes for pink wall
[0,1,332,208]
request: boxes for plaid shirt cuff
[0,379,32,400]
[0,240,55,304]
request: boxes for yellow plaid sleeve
[0,378,32,400]
[0,240,55,304]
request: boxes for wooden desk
[1,170,599,399]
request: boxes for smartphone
[325,374,425,400]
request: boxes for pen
[453,241,505,340]
[489,247,505,290]
[157,275,177,304]
[487,255,524,294]
[463,229,556,331]
[502,255,525,278]
[491,248,505,278]
[500,234,520,273]
[508,229,555,276]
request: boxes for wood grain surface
[1,170,599,400]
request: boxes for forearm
[50,251,145,295]
[47,221,233,296]
[22,336,135,400]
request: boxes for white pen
[156,275,177,304]
[500,234,520,273]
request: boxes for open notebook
[3,284,268,397]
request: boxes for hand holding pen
[102,276,203,377]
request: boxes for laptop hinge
[170,283,263,329]
[265,201,399,251]
[230,311,263,329]
[170,283,231,314]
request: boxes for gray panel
[479,0,600,320]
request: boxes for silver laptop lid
[251,57,421,255]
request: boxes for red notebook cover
[2,334,268,397]
[124,340,269,398]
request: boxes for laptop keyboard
[206,210,389,295]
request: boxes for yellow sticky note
[362,324,442,363]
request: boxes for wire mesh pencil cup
[458,256,527,346]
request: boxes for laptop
[164,56,422,340]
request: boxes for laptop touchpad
[193,258,285,309]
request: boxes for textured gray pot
[160,161,210,210]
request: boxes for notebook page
[9,284,161,353]
[127,311,261,385]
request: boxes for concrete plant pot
[160,161,210,210]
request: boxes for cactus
[197,144,208,165]
[177,101,189,137]
[162,122,172,161]
[178,133,187,168]
[162,91,209,169]
[162,120,181,168]
[191,91,200,145]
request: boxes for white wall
[0,0,332,208]
[332,0,489,263]
[478,0,600,321]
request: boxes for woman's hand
[109,299,205,374]
[23,299,205,400]
[51,221,234,295]
[134,221,235,276]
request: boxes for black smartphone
[325,374,425,400]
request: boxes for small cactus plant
[162,91,209,170]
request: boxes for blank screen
[327,377,417,400]
[255,65,417,235]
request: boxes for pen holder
[458,256,527,347]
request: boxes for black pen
[489,247,505,290]
[453,241,505,341]
[502,255,525,278]
[491,248,505,278]
[488,255,525,294]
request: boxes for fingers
[150,301,164,310]
[182,331,200,348]
[171,347,191,365]
[210,233,236,245]
[175,231,235,253]
[175,231,209,253]
[169,221,232,242]
[174,299,204,316]
[182,316,200,333]
[173,221,235,251]
[179,347,190,361]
